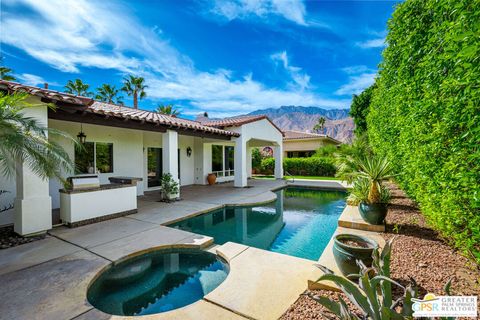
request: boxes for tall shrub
[284,157,336,176]
[368,0,480,261]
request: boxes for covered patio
[0,80,284,236]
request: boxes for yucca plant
[309,238,454,320]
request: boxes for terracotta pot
[207,173,217,185]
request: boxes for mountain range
[247,106,354,143]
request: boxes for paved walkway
[0,178,363,320]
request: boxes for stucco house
[282,130,341,158]
[0,80,284,236]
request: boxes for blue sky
[1,0,399,118]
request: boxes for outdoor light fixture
[77,124,87,144]
[186,146,192,157]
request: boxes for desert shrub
[367,0,480,262]
[284,157,336,176]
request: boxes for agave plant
[309,238,453,320]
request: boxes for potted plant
[332,233,378,276]
[339,154,395,225]
[207,173,216,185]
[159,173,179,202]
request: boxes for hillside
[247,106,354,143]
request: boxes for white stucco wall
[48,120,145,209]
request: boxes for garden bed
[281,183,480,319]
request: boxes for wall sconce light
[77,123,87,144]
[186,146,192,157]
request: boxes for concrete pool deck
[0,178,375,319]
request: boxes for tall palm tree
[64,79,92,97]
[0,93,76,181]
[122,75,147,109]
[313,116,326,133]
[156,104,180,117]
[95,84,123,104]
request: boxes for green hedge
[260,157,336,176]
[367,0,480,262]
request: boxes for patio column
[234,136,247,187]
[274,144,283,179]
[14,104,52,236]
[246,147,252,178]
[162,130,180,196]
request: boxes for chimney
[44,83,49,89]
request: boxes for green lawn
[253,175,341,181]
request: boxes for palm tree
[122,75,147,109]
[313,116,326,133]
[95,84,123,104]
[156,104,180,117]
[0,93,76,181]
[337,153,396,204]
[0,56,16,81]
[65,79,92,97]
[0,67,15,81]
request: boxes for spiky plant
[95,84,123,104]
[156,104,180,117]
[0,93,76,182]
[64,79,93,97]
[309,238,454,320]
[122,75,147,109]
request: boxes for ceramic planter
[332,234,378,276]
[207,173,217,185]
[359,203,388,225]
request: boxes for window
[224,146,234,176]
[75,142,113,174]
[212,145,235,177]
[96,143,113,173]
[212,145,223,176]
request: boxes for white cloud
[2,0,348,117]
[16,73,47,86]
[341,65,371,75]
[209,0,307,26]
[270,50,310,90]
[356,38,385,49]
[335,72,376,96]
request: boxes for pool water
[87,249,229,316]
[170,188,346,261]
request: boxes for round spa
[87,248,229,316]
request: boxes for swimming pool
[170,187,346,261]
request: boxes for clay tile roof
[283,130,341,144]
[0,80,94,106]
[0,80,239,137]
[199,114,284,135]
[89,102,239,137]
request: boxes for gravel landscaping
[0,226,45,249]
[281,183,480,319]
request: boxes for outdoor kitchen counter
[59,183,137,227]
[108,176,143,185]
[59,183,134,194]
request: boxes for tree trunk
[368,181,380,204]
[133,91,138,109]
